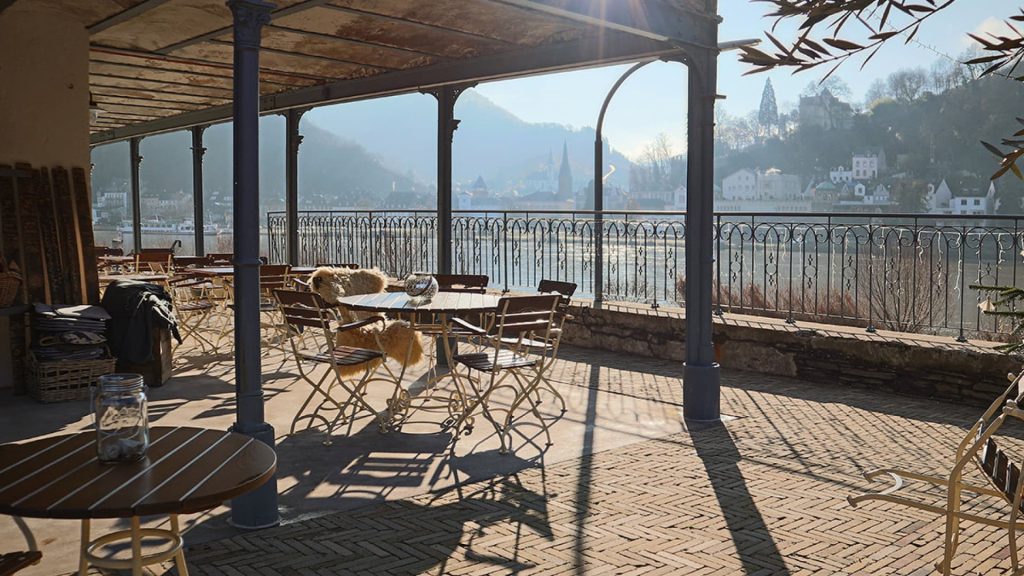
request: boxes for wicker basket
[27,350,116,403]
[0,260,21,308]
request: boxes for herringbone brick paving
[172,347,1024,575]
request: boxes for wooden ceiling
[42,0,717,141]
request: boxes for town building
[797,88,854,130]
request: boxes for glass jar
[93,374,149,463]
[404,272,439,302]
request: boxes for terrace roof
[28,0,721,144]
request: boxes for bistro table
[98,272,169,285]
[191,265,315,277]
[0,426,276,576]
[337,291,501,432]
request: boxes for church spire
[558,140,573,198]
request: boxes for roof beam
[319,4,517,47]
[490,0,717,49]
[91,32,683,144]
[206,38,396,72]
[88,0,170,34]
[156,0,336,54]
[264,23,445,59]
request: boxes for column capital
[227,0,274,47]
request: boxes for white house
[925,179,995,216]
[722,169,757,200]
[851,153,880,180]
[722,168,801,201]
[830,166,853,183]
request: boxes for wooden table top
[192,266,315,277]
[99,273,169,284]
[98,256,134,263]
[338,291,501,314]
[0,427,276,520]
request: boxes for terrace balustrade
[268,209,1024,342]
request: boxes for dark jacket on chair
[101,279,182,364]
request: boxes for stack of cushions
[309,266,423,376]
[32,303,111,361]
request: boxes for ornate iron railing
[268,209,1024,340]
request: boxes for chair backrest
[95,247,123,257]
[967,372,1024,511]
[315,263,359,270]
[274,288,333,337]
[435,274,488,294]
[207,252,233,264]
[492,294,560,339]
[537,279,577,308]
[134,251,172,272]
[260,264,292,291]
[173,255,211,269]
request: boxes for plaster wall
[0,4,90,169]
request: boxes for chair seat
[177,301,215,312]
[499,336,553,350]
[453,349,537,372]
[300,345,383,366]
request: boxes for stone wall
[563,301,1021,407]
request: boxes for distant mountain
[90,90,634,210]
[308,89,634,191]
[90,120,416,210]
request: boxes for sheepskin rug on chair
[309,266,423,376]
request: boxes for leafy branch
[974,284,1024,356]
[740,1,1024,181]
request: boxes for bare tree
[886,68,929,103]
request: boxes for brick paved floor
[3,341,1020,575]
[176,348,1020,576]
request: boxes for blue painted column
[683,44,721,422]
[191,126,207,256]
[227,0,279,529]
[284,108,304,266]
[129,137,142,254]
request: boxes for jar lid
[98,373,144,391]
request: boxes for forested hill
[715,76,1024,212]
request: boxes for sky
[473,0,1020,160]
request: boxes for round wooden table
[192,265,315,277]
[338,291,500,315]
[0,426,276,576]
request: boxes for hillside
[308,89,635,191]
[90,120,417,210]
[714,76,1024,212]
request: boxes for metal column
[129,137,142,254]
[682,45,721,422]
[227,0,278,529]
[427,84,473,274]
[284,108,304,266]
[191,126,207,256]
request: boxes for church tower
[558,140,573,199]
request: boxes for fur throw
[309,267,388,304]
[333,320,424,376]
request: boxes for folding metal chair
[418,274,491,375]
[850,369,1024,575]
[275,289,398,439]
[448,294,561,453]
[133,250,173,274]
[167,273,217,354]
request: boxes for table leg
[79,519,90,576]
[130,516,143,576]
[171,514,190,576]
